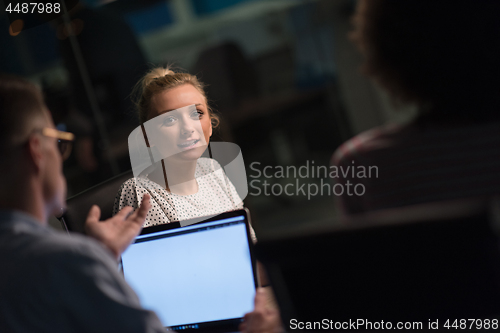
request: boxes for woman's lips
[177,139,200,150]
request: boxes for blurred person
[241,0,500,330]
[43,83,99,174]
[55,2,148,182]
[332,0,500,215]
[113,67,248,231]
[0,74,164,332]
[57,2,147,123]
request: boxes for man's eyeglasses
[40,127,75,161]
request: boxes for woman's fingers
[254,288,267,309]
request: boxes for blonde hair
[134,67,219,127]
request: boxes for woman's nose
[180,119,196,135]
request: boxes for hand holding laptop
[239,288,283,333]
[85,194,151,260]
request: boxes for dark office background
[0,0,417,235]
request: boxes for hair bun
[141,67,176,90]
[134,65,218,126]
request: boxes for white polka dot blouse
[113,158,244,227]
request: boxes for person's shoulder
[332,123,409,165]
[197,157,221,167]
[118,176,156,192]
[40,230,111,260]
[116,178,140,203]
[119,177,139,189]
[195,158,232,191]
[12,228,115,276]
[196,157,223,173]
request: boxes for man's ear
[27,134,44,174]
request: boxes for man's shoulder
[0,220,117,294]
[0,217,161,333]
[332,124,408,166]
[13,226,114,267]
[49,230,111,257]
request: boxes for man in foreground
[0,74,164,332]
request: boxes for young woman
[113,67,247,229]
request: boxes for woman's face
[148,84,212,162]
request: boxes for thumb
[254,288,267,311]
[86,205,101,225]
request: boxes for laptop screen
[121,211,256,331]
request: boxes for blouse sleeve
[113,178,172,227]
[113,179,141,216]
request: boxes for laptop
[121,209,257,332]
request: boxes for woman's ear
[209,121,213,138]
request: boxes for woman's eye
[191,110,204,119]
[162,117,176,126]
